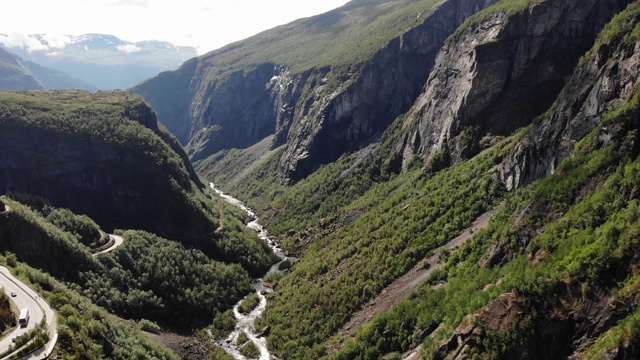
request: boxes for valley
[210,183,291,360]
[1,0,640,359]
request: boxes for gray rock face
[134,0,500,182]
[500,20,640,190]
[276,0,501,181]
[186,62,279,162]
[395,0,631,171]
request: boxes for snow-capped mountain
[0,33,198,89]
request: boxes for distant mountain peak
[0,33,198,89]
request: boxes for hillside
[182,0,640,359]
[0,47,44,90]
[0,196,255,329]
[0,90,274,275]
[0,246,182,359]
[2,0,640,359]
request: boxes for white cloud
[107,0,149,7]
[0,32,48,52]
[117,44,142,53]
[0,0,351,55]
[41,34,72,49]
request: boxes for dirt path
[336,202,505,337]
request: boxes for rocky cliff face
[434,282,624,359]
[393,0,632,172]
[276,0,502,181]
[186,62,279,161]
[133,0,501,182]
[500,6,640,190]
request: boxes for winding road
[0,266,56,359]
[95,234,124,255]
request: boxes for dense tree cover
[0,197,101,282]
[0,255,180,359]
[213,131,514,359]
[0,196,255,330]
[0,90,275,275]
[82,230,253,328]
[43,207,103,249]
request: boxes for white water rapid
[209,183,290,360]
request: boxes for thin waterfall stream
[209,183,293,360]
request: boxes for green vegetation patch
[248,134,516,358]
[2,256,179,359]
[240,340,261,359]
[238,293,261,315]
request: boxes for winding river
[209,183,291,360]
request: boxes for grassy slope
[194,0,440,79]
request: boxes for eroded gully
[209,183,293,360]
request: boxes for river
[209,183,292,360]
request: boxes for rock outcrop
[276,0,502,181]
[500,2,640,190]
[394,0,632,172]
[434,283,621,359]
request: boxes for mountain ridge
[1,33,198,89]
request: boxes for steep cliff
[393,0,632,171]
[133,0,501,182]
[500,2,640,190]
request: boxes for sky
[0,0,350,54]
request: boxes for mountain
[0,34,198,90]
[2,0,640,358]
[0,46,96,90]
[135,0,640,358]
[132,0,504,181]
[0,46,43,90]
[0,90,274,276]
